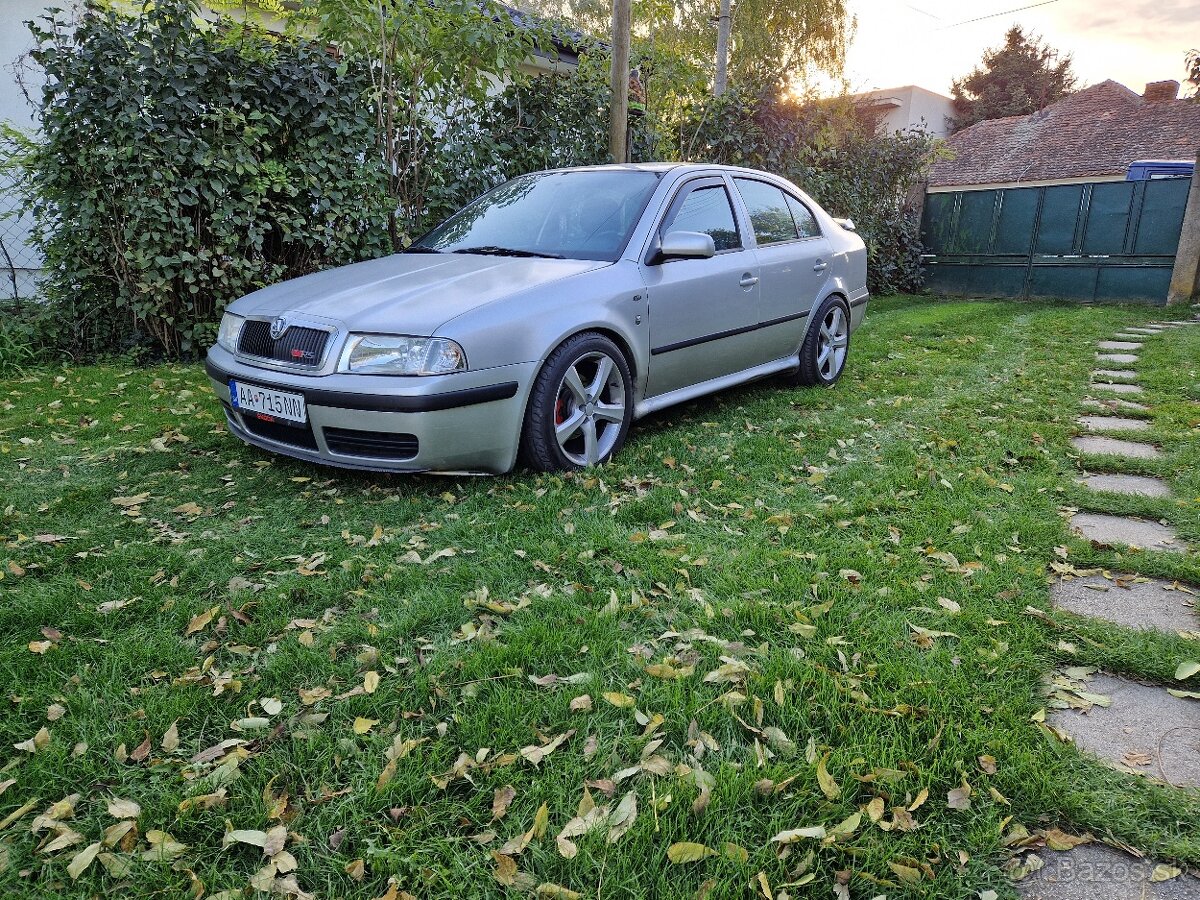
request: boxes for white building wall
[1,0,63,299]
[855,85,955,137]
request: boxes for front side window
[664,184,741,251]
[734,178,799,245]
[785,194,821,238]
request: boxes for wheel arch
[516,326,638,471]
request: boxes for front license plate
[229,380,307,425]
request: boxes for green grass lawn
[1,295,1198,899]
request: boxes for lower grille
[238,319,329,368]
[239,413,319,450]
[324,427,419,460]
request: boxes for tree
[950,26,1076,131]
[303,0,537,250]
[519,0,848,94]
[1187,49,1199,96]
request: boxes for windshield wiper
[451,246,564,259]
[405,246,443,254]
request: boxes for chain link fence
[0,165,42,309]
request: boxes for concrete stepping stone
[1047,672,1199,788]
[1076,414,1149,432]
[1096,340,1143,350]
[1071,435,1161,458]
[1015,843,1200,899]
[1050,572,1198,633]
[1092,381,1143,394]
[1069,512,1183,553]
[1156,320,1199,326]
[1092,369,1138,380]
[1124,327,1164,335]
[1111,334,1145,341]
[1081,397,1150,412]
[1095,352,1138,364]
[1077,473,1171,497]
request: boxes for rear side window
[734,178,798,245]
[785,193,821,238]
[664,184,741,251]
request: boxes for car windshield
[412,170,661,262]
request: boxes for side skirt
[633,355,799,420]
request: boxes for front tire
[791,295,851,386]
[520,332,633,472]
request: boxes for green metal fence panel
[1134,178,1190,255]
[921,176,1190,304]
[992,188,1040,255]
[1033,185,1084,255]
[1082,182,1135,255]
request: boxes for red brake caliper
[555,395,566,425]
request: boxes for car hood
[229,253,610,335]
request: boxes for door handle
[813,260,828,272]
[739,273,759,288]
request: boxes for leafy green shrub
[19,0,391,357]
[679,88,938,295]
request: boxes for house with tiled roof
[928,79,1200,190]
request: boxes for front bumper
[205,346,536,474]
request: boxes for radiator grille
[238,320,329,368]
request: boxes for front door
[642,177,762,398]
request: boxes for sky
[838,0,1198,98]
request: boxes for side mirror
[657,230,716,262]
[833,217,856,232]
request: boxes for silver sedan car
[205,163,868,473]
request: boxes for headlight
[340,335,468,375]
[216,312,244,353]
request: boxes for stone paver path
[1077,473,1171,497]
[1020,322,1200,891]
[1050,573,1198,632]
[1016,844,1200,900]
[1047,672,1200,788]
[1071,435,1161,458]
[1081,397,1150,412]
[1069,512,1183,553]
[1076,414,1148,432]
[1092,381,1144,394]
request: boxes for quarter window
[734,179,799,245]
[664,185,741,252]
[785,193,821,238]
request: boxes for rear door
[732,178,832,361]
[642,177,762,397]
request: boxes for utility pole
[714,0,732,96]
[609,0,632,162]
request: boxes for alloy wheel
[553,351,626,467]
[817,305,849,380]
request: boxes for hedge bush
[20,0,391,357]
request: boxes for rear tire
[520,332,633,472]
[790,295,851,387]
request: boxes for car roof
[543,163,791,180]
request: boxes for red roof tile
[928,80,1200,186]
